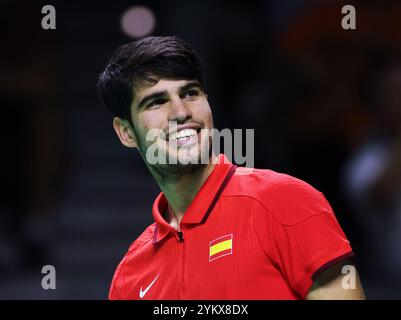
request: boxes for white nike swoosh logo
[139,275,159,299]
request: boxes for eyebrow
[136,81,203,110]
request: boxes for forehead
[133,79,197,101]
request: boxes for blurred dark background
[1,0,401,299]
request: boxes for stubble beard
[136,127,214,180]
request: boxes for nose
[168,96,192,123]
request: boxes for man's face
[127,79,214,169]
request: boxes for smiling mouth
[163,128,203,147]
[168,128,198,141]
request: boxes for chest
[120,204,298,299]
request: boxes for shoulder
[113,222,156,269]
[109,223,156,299]
[126,223,156,254]
[227,167,332,226]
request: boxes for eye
[182,89,201,100]
[147,98,168,109]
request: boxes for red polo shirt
[109,154,353,300]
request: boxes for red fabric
[109,154,353,300]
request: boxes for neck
[148,155,217,226]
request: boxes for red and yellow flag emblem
[209,234,233,262]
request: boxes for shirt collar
[152,154,237,244]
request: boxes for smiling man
[97,36,366,300]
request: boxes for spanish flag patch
[209,234,233,262]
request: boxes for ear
[113,117,137,148]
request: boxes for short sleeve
[270,210,353,298]
[252,174,354,299]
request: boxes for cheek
[191,101,213,123]
[137,111,166,132]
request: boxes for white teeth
[169,129,198,141]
